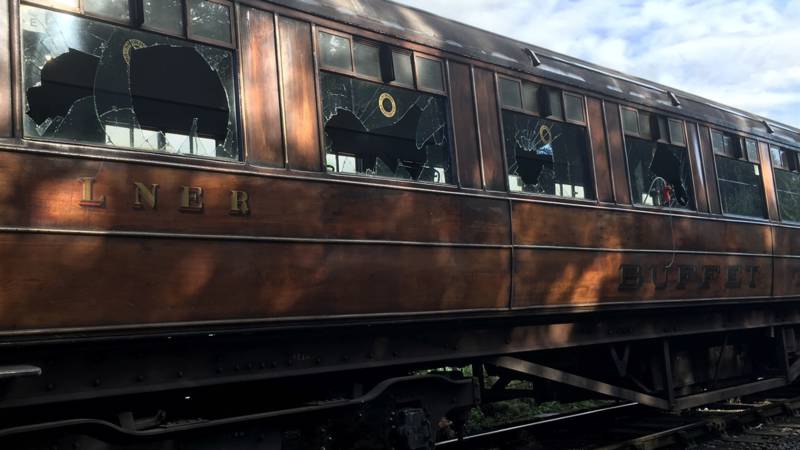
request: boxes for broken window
[318,31,451,184]
[502,110,594,199]
[772,146,800,223]
[622,109,694,209]
[20,4,239,160]
[626,137,695,209]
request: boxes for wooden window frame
[316,27,448,97]
[185,0,236,48]
[22,0,235,47]
[414,53,447,95]
[620,105,640,137]
[667,118,686,147]
[562,91,586,126]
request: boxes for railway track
[441,387,800,449]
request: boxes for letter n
[133,182,159,210]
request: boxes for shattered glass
[21,5,239,160]
[716,156,767,218]
[776,169,800,223]
[626,137,695,209]
[321,71,452,184]
[189,0,232,43]
[502,110,595,199]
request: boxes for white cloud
[394,0,800,128]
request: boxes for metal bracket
[0,365,41,380]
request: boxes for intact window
[318,31,452,184]
[772,145,800,222]
[20,3,239,159]
[622,109,694,209]
[710,130,766,218]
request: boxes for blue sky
[394,0,800,128]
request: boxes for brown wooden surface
[238,6,284,167]
[0,233,511,329]
[514,250,771,307]
[278,17,321,172]
[0,152,510,244]
[603,102,631,205]
[758,141,780,221]
[472,68,506,191]
[448,62,481,189]
[773,257,800,297]
[586,97,613,203]
[0,0,11,137]
[698,125,722,214]
[512,201,771,254]
[686,122,709,213]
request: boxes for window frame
[562,91,587,126]
[413,53,446,96]
[18,0,242,161]
[315,26,455,187]
[316,27,447,96]
[496,74,595,202]
[708,127,770,220]
[22,0,235,47]
[620,108,696,211]
[184,0,236,49]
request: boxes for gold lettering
[230,190,250,216]
[180,186,204,212]
[133,182,159,210]
[78,177,105,208]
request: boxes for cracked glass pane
[189,0,232,43]
[626,137,695,209]
[776,168,800,223]
[21,4,239,160]
[145,0,184,35]
[321,71,452,184]
[716,156,766,218]
[502,110,595,199]
[84,0,130,21]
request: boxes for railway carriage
[2,0,800,448]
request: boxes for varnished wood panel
[472,68,506,191]
[238,7,284,167]
[278,17,321,172]
[758,141,780,221]
[773,257,800,297]
[512,201,771,255]
[514,249,771,307]
[587,97,613,203]
[698,126,722,214]
[771,227,800,256]
[0,0,11,137]
[603,102,631,204]
[0,152,510,245]
[448,62,481,189]
[686,123,709,213]
[0,233,511,330]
